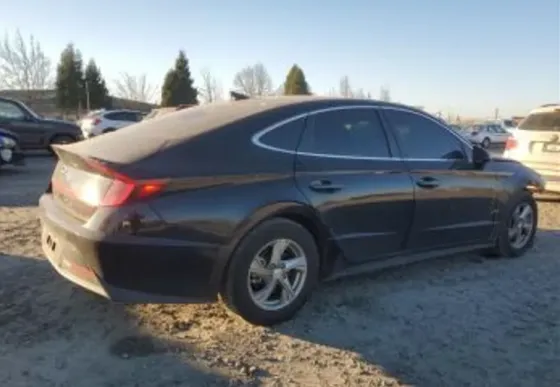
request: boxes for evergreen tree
[161,50,198,106]
[283,65,311,95]
[55,43,85,113]
[84,59,110,110]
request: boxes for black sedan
[0,97,81,151]
[39,97,544,326]
[0,127,25,167]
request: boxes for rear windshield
[518,111,560,132]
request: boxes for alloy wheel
[247,238,308,311]
[508,202,535,249]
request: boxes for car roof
[0,96,23,104]
[529,104,560,115]
[66,96,426,165]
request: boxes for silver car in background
[503,104,560,195]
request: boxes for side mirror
[472,145,490,166]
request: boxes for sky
[1,0,559,117]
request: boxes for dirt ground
[1,156,559,387]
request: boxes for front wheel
[220,218,320,326]
[486,191,538,258]
[481,137,491,148]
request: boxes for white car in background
[79,109,145,138]
[503,104,560,195]
[465,123,511,148]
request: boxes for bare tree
[0,30,52,98]
[198,67,222,103]
[379,86,391,102]
[114,73,157,102]
[233,63,273,97]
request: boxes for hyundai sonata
[39,97,544,325]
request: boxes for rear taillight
[505,137,518,150]
[52,158,166,208]
[85,159,165,207]
[92,118,101,125]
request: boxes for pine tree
[84,59,110,110]
[283,65,311,95]
[55,43,85,114]
[161,50,198,106]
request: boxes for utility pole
[85,80,91,111]
[494,107,499,120]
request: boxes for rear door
[294,106,414,263]
[381,108,498,251]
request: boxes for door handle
[415,176,439,189]
[309,179,343,192]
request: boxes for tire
[48,135,76,154]
[484,190,538,258]
[220,218,320,326]
[481,137,491,148]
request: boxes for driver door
[381,108,499,251]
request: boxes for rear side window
[105,111,135,121]
[519,111,560,132]
[384,109,466,160]
[257,118,306,151]
[298,108,391,158]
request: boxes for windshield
[518,111,560,132]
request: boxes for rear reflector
[505,137,518,150]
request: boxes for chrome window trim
[251,104,473,162]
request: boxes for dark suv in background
[0,97,82,151]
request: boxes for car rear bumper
[38,194,221,303]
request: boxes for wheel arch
[212,201,338,291]
[48,132,78,144]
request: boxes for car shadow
[272,228,560,387]
[0,254,253,387]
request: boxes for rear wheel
[221,218,320,326]
[484,191,537,258]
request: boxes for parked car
[0,97,82,151]
[503,104,560,194]
[39,97,544,326]
[466,123,511,148]
[79,109,145,138]
[0,127,25,167]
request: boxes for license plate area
[543,143,560,152]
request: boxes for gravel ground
[1,156,559,387]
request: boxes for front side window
[105,111,128,121]
[384,109,466,160]
[298,108,391,158]
[0,101,26,120]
